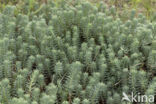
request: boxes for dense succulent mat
[0,1,156,104]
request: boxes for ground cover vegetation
[0,0,156,104]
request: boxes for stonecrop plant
[0,0,156,104]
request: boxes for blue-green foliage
[0,0,156,104]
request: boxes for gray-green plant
[0,0,156,104]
